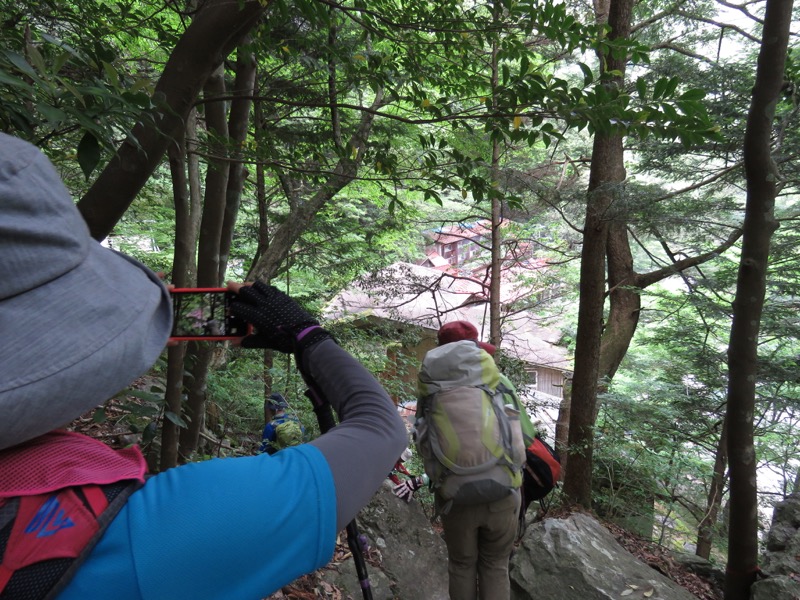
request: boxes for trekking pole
[304,388,374,600]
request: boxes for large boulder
[670,551,724,596]
[751,576,800,600]
[755,491,800,600]
[320,485,449,599]
[318,493,718,600]
[510,513,698,600]
[763,492,800,577]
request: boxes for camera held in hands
[169,288,251,341]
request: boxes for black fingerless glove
[230,281,332,355]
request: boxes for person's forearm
[304,339,407,529]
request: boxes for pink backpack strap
[0,431,146,498]
[0,490,99,595]
[0,480,141,600]
[81,485,110,518]
[0,432,145,599]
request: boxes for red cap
[437,321,496,355]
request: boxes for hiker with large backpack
[261,392,306,454]
[0,134,407,600]
[414,321,527,600]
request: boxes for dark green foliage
[0,0,176,173]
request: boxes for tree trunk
[696,419,728,560]
[179,63,230,461]
[487,6,503,348]
[561,0,631,508]
[562,134,620,508]
[489,187,502,347]
[179,342,215,462]
[77,0,267,240]
[555,376,572,476]
[197,62,230,287]
[724,0,791,596]
[252,75,271,271]
[219,38,257,283]
[160,116,197,471]
[599,221,639,387]
[249,75,278,408]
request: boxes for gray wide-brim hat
[0,133,173,451]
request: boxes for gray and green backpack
[414,340,526,512]
[274,416,305,449]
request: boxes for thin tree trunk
[219,38,257,283]
[161,118,193,471]
[723,0,790,596]
[489,21,502,347]
[170,112,200,286]
[599,221,639,388]
[696,419,728,559]
[554,377,572,476]
[253,75,270,270]
[179,63,230,461]
[197,62,230,287]
[489,192,502,347]
[249,73,278,408]
[562,135,619,508]
[77,0,266,240]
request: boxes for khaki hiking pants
[440,490,521,600]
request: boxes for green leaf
[102,61,120,88]
[128,78,153,94]
[679,88,706,101]
[53,51,71,75]
[37,103,66,127]
[142,422,158,445]
[165,411,188,428]
[39,33,80,59]
[578,62,594,86]
[58,78,85,106]
[520,54,530,76]
[26,45,47,76]
[0,70,33,90]
[664,77,680,97]
[77,132,101,180]
[653,78,668,100]
[5,51,36,77]
[118,402,160,417]
[636,77,647,101]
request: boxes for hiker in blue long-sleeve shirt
[0,133,407,600]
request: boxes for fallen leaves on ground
[604,520,722,600]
